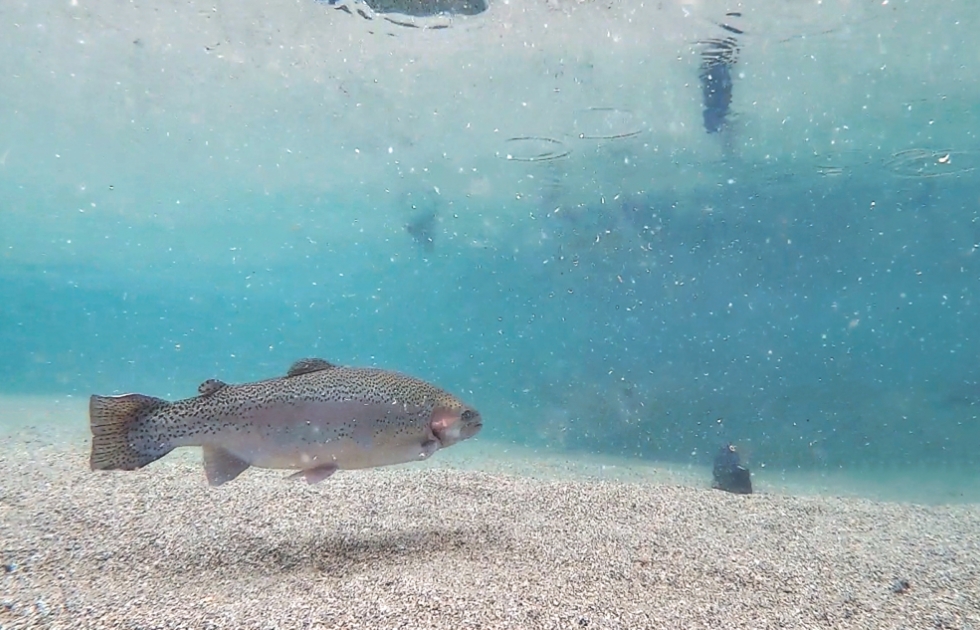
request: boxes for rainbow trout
[89,358,482,486]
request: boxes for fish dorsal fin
[287,358,336,377]
[197,379,228,396]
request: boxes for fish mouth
[460,421,483,440]
[432,409,482,446]
[461,409,483,439]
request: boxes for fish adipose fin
[202,445,251,486]
[89,394,171,471]
[286,358,336,377]
[288,464,338,484]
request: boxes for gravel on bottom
[1,436,979,630]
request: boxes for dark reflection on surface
[319,0,487,18]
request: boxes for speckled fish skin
[89,358,482,486]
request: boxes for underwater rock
[891,579,911,594]
[712,443,752,495]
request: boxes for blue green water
[4,175,979,474]
[1,0,979,490]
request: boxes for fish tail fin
[89,393,172,471]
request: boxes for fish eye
[461,409,477,421]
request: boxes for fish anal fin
[286,358,336,377]
[197,379,228,396]
[202,445,251,486]
[89,394,171,471]
[288,464,338,484]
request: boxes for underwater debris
[406,210,438,252]
[890,579,911,594]
[382,15,450,28]
[815,164,846,177]
[697,12,742,135]
[498,137,571,163]
[711,443,752,495]
[572,107,643,141]
[883,148,977,179]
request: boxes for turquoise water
[2,0,979,491]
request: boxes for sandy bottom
[2,397,980,629]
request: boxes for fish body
[89,358,482,486]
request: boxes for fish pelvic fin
[89,393,171,471]
[202,445,251,486]
[287,464,338,484]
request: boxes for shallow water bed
[2,436,979,629]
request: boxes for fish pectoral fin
[202,445,251,487]
[420,438,440,459]
[288,464,339,485]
